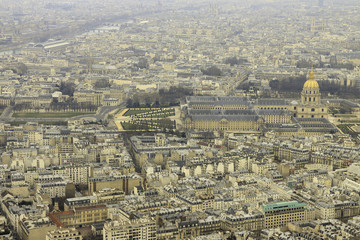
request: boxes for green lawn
[13,112,94,118]
[335,114,357,118]
[10,121,27,126]
[137,112,175,119]
[124,108,175,117]
[337,124,358,138]
[10,120,67,126]
[122,118,176,130]
[121,122,151,130]
[339,120,360,124]
[124,109,152,116]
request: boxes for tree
[59,81,75,96]
[126,98,133,108]
[269,79,279,90]
[94,79,111,89]
[133,101,140,108]
[144,96,152,107]
[153,100,160,107]
[127,86,192,107]
[15,63,28,75]
[14,103,31,111]
[224,57,247,66]
[201,66,222,76]
[269,75,307,92]
[225,57,239,66]
[137,58,149,69]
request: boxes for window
[311,108,315,112]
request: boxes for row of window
[301,108,324,112]
[258,107,286,110]
[300,115,324,118]
[305,97,317,102]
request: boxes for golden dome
[303,68,319,89]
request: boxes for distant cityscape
[0,0,360,239]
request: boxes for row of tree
[59,79,111,96]
[0,62,28,75]
[93,79,111,89]
[126,86,193,108]
[124,118,175,131]
[224,57,248,66]
[13,100,97,112]
[201,66,222,76]
[58,81,75,96]
[269,76,360,98]
[296,59,354,70]
[318,81,360,98]
[49,101,97,111]
[269,75,307,92]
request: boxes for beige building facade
[183,69,331,134]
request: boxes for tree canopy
[136,58,149,69]
[201,66,222,76]
[94,79,111,89]
[59,81,75,96]
[126,86,192,108]
[224,57,248,66]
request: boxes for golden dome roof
[303,68,319,89]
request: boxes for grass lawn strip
[124,109,152,116]
[13,112,94,118]
[126,109,175,118]
[124,119,176,130]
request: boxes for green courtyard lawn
[13,112,94,118]
[10,120,67,126]
[123,109,153,116]
[124,108,175,117]
[337,124,354,132]
[121,122,150,130]
[337,124,359,139]
[121,118,176,130]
